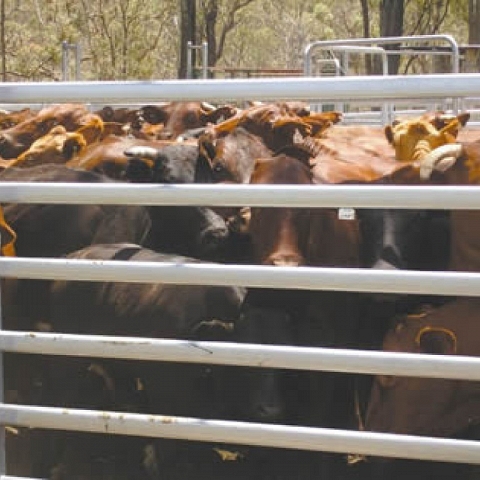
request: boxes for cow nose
[265,253,304,267]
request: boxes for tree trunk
[0,0,5,81]
[377,0,404,74]
[466,0,480,72]
[204,0,218,73]
[178,0,196,79]
[359,0,373,74]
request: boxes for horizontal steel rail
[1,257,480,297]
[1,331,480,381]
[0,183,480,209]
[0,404,479,465]
[0,74,480,104]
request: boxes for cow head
[364,303,480,444]
[224,303,291,423]
[384,112,469,163]
[9,125,87,168]
[0,104,103,159]
[248,155,313,266]
[198,126,272,184]
[139,102,237,140]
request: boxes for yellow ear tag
[212,448,244,461]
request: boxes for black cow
[17,243,325,480]
[123,145,253,264]
[8,243,247,479]
[0,164,152,333]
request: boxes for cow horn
[124,146,159,159]
[201,101,216,112]
[417,143,463,180]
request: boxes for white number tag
[338,208,356,220]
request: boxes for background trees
[0,0,475,82]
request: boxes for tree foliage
[0,0,475,81]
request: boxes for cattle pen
[0,74,479,479]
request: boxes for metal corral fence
[1,76,480,479]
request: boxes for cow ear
[415,326,457,355]
[384,125,394,144]
[457,112,470,127]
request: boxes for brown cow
[198,108,468,187]
[0,103,104,159]
[7,125,87,168]
[244,153,361,430]
[0,108,37,130]
[197,103,341,185]
[358,299,480,480]
[365,299,480,439]
[139,101,237,140]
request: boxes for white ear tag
[338,208,356,220]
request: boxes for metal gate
[0,75,480,479]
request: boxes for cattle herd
[0,100,478,479]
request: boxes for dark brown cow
[0,103,104,159]
[237,152,362,479]
[0,165,153,334]
[197,103,340,184]
[9,242,248,479]
[365,300,480,438]
[93,105,166,140]
[140,101,237,140]
[93,105,142,125]
[358,299,480,480]
[66,135,176,179]
[197,109,468,187]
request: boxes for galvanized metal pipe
[1,330,480,381]
[0,183,479,210]
[0,404,479,465]
[0,258,480,297]
[0,74,479,104]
